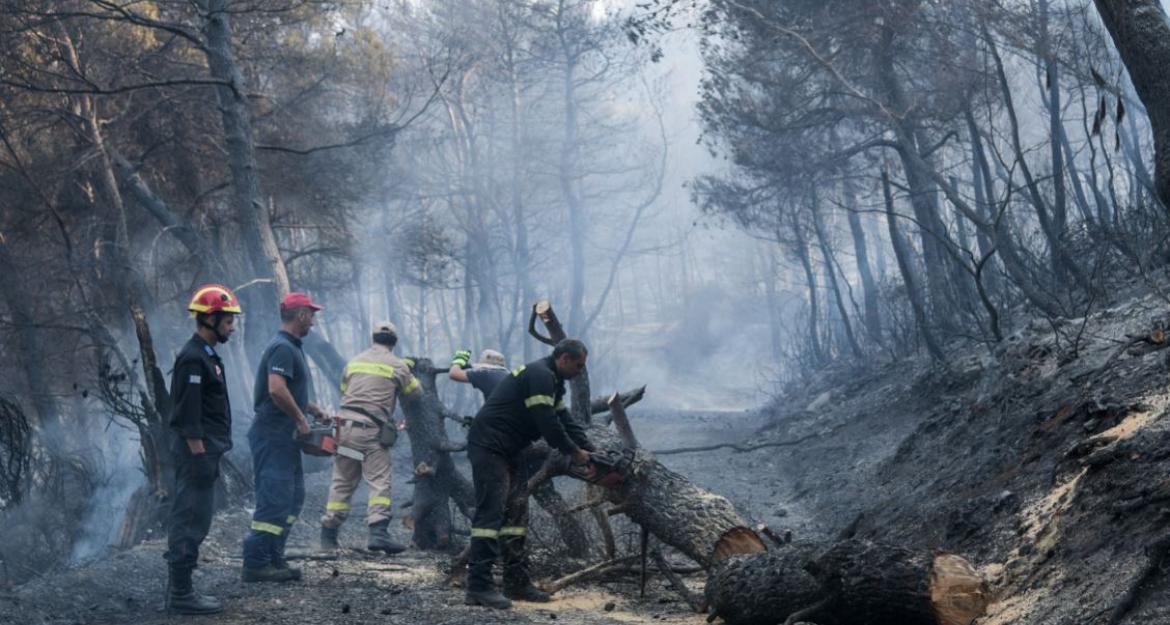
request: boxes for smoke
[68,421,145,564]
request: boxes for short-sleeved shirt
[169,334,232,453]
[253,330,310,433]
[466,366,508,401]
[338,344,420,425]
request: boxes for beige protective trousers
[320,419,392,528]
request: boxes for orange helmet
[187,284,242,317]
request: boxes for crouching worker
[319,321,421,553]
[465,339,595,609]
[164,284,242,614]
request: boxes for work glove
[188,452,219,484]
[450,349,472,369]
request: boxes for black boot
[502,535,550,602]
[465,536,510,608]
[241,564,296,583]
[367,520,406,554]
[167,566,223,615]
[320,526,340,551]
[465,589,513,609]
[504,574,551,603]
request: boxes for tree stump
[400,358,474,550]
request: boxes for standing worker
[448,348,509,399]
[464,339,596,609]
[164,284,242,614]
[241,292,328,582]
[319,321,421,553]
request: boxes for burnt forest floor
[11,274,1170,625]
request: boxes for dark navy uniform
[165,334,232,570]
[466,355,593,594]
[243,330,311,571]
[466,366,507,400]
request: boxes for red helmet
[188,284,242,316]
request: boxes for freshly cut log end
[930,552,992,625]
[812,539,989,625]
[704,548,821,625]
[712,526,767,563]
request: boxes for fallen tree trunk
[810,539,989,625]
[704,547,823,625]
[531,424,766,569]
[703,540,989,625]
[400,358,475,550]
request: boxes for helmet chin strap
[198,312,230,343]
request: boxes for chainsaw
[568,448,635,487]
[297,420,338,457]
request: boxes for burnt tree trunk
[704,547,823,625]
[1093,0,1170,210]
[585,426,766,569]
[400,359,475,551]
[703,539,989,625]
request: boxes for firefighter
[464,339,596,609]
[319,321,422,553]
[448,348,509,399]
[164,284,242,614]
[241,292,328,583]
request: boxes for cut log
[399,358,475,550]
[588,426,766,568]
[703,547,823,625]
[809,539,990,625]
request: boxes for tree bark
[198,0,281,353]
[810,200,861,358]
[1093,0,1170,210]
[399,359,475,550]
[881,170,945,362]
[844,178,882,342]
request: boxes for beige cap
[373,320,398,336]
[478,349,506,368]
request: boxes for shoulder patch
[188,374,202,384]
[203,344,215,356]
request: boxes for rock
[807,391,833,412]
[774,508,789,518]
[604,602,616,612]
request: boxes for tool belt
[340,404,397,448]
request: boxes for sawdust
[512,590,708,624]
[1089,393,1168,443]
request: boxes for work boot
[464,589,513,610]
[504,581,551,603]
[167,567,223,615]
[241,564,297,583]
[367,520,406,554]
[320,526,340,551]
[272,558,302,581]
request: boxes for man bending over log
[464,339,596,609]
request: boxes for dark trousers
[165,443,221,570]
[467,443,531,592]
[242,424,304,569]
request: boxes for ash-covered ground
[9,285,1170,625]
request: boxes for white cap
[478,349,506,368]
[373,320,398,336]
